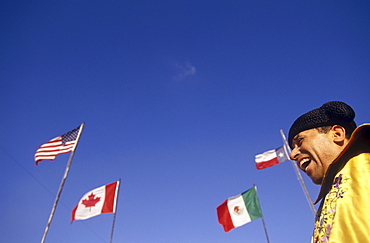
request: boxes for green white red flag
[217,187,262,232]
[71,181,120,222]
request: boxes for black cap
[288,101,357,148]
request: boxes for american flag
[34,125,81,165]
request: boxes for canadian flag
[71,181,120,222]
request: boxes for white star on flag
[255,145,289,170]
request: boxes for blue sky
[1,1,369,242]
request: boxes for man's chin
[311,177,323,185]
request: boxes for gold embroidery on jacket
[314,174,349,243]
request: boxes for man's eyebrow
[292,135,301,143]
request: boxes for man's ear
[331,125,346,145]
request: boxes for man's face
[290,128,339,185]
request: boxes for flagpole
[110,179,121,243]
[254,185,270,243]
[41,123,85,243]
[261,216,270,243]
[279,129,316,216]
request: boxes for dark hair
[315,125,354,139]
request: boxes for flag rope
[41,123,85,243]
[0,145,106,242]
[279,129,316,216]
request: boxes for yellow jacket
[313,124,370,242]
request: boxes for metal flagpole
[40,123,85,243]
[254,185,270,243]
[110,179,121,243]
[261,216,270,243]
[279,129,316,216]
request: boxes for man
[288,101,370,243]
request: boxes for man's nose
[290,147,299,161]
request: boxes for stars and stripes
[34,125,81,165]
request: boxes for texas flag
[255,145,289,170]
[71,181,120,222]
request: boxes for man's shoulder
[350,124,370,141]
[346,124,370,152]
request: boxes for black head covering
[288,101,357,148]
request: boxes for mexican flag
[71,181,120,222]
[217,187,262,232]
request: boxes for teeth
[299,158,310,170]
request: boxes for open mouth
[299,158,310,172]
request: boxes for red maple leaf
[82,193,101,211]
